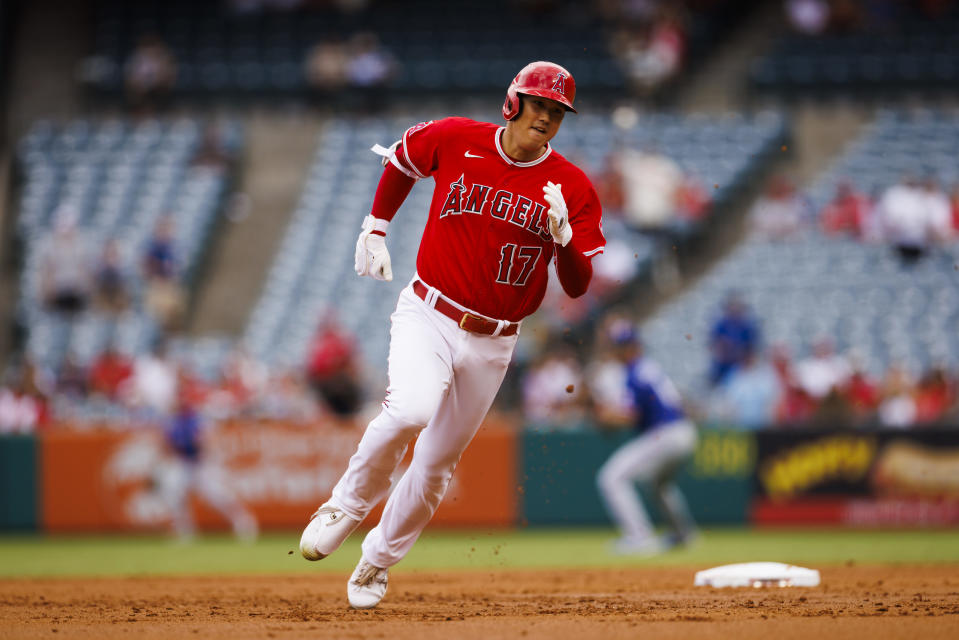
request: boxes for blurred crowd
[601,1,689,95]
[596,147,710,232]
[785,0,958,35]
[701,292,958,429]
[515,292,959,433]
[513,168,959,432]
[0,317,368,434]
[117,28,397,116]
[751,174,959,263]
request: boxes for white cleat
[347,557,389,609]
[611,536,666,556]
[299,503,361,561]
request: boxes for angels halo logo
[551,72,568,95]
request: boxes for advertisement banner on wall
[40,420,516,532]
[752,428,959,526]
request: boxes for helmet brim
[516,89,577,114]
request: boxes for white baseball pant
[596,419,698,542]
[162,458,258,541]
[330,279,518,568]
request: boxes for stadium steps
[678,2,784,113]
[782,104,871,187]
[187,112,320,336]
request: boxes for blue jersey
[165,408,202,462]
[625,357,684,433]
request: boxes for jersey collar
[495,127,552,167]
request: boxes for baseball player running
[299,61,605,608]
[595,321,699,555]
[161,388,258,543]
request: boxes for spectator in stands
[913,365,955,425]
[949,184,959,234]
[305,36,349,103]
[125,339,178,423]
[795,336,852,401]
[769,343,816,426]
[618,148,684,231]
[143,216,186,332]
[306,318,363,421]
[56,352,89,401]
[770,343,816,425]
[614,7,687,94]
[93,240,131,315]
[841,354,881,425]
[820,179,873,238]
[876,175,951,264]
[38,205,94,317]
[877,363,917,428]
[785,0,830,34]
[593,154,625,220]
[89,343,134,402]
[191,124,233,173]
[590,235,645,300]
[344,32,396,113]
[750,175,809,240]
[124,34,177,114]
[710,347,782,430]
[0,367,43,434]
[708,292,761,387]
[522,345,587,431]
[921,177,954,242]
[258,368,319,422]
[218,345,268,416]
[676,173,710,223]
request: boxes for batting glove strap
[354,215,394,281]
[543,181,573,247]
[370,140,400,167]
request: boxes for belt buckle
[459,312,485,331]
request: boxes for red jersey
[391,117,605,322]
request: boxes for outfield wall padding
[0,435,38,531]
[520,428,755,526]
[38,421,516,532]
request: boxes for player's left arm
[543,180,605,298]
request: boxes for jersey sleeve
[391,118,456,180]
[568,180,606,259]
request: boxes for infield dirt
[2,565,958,639]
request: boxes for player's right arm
[357,119,460,281]
[354,145,418,281]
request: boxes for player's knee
[596,464,620,492]
[383,395,441,429]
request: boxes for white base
[694,562,820,588]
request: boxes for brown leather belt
[413,280,519,337]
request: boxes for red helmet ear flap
[502,81,521,120]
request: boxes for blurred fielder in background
[595,320,699,555]
[299,60,606,609]
[160,385,258,543]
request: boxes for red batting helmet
[502,61,577,120]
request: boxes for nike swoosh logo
[464,150,484,159]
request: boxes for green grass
[2,527,958,578]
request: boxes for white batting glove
[543,181,573,247]
[354,215,393,281]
